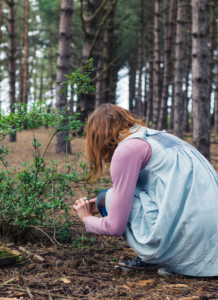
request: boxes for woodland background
[0,0,217,161]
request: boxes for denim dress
[105,126,218,276]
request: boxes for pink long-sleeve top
[85,138,152,236]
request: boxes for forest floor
[0,128,218,300]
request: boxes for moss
[0,251,16,259]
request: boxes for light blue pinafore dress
[105,126,218,276]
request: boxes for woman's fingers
[88,198,97,203]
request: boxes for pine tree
[23,0,29,107]
[146,4,154,127]
[152,0,161,130]
[173,0,187,139]
[56,0,73,153]
[191,0,210,160]
[7,0,16,142]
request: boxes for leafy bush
[0,59,106,243]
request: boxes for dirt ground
[0,128,218,300]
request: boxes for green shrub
[0,59,106,243]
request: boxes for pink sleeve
[85,139,152,236]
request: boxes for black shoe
[115,256,156,271]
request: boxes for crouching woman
[73,103,218,277]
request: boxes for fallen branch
[18,247,45,263]
[26,287,34,300]
[179,294,218,300]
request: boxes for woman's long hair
[85,103,146,183]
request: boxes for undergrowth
[0,59,110,245]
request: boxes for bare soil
[0,128,218,300]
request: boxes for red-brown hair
[85,103,146,183]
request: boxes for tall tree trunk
[49,30,53,105]
[173,0,187,139]
[152,0,161,129]
[146,5,154,127]
[23,0,29,106]
[77,0,101,122]
[135,0,143,117]
[77,0,118,121]
[183,2,192,132]
[39,59,44,103]
[18,1,25,104]
[95,33,103,108]
[192,0,210,160]
[144,37,149,118]
[214,22,218,134]
[102,0,115,104]
[34,58,38,102]
[18,33,24,104]
[0,0,3,118]
[56,0,73,154]
[7,0,16,142]
[208,0,215,112]
[158,0,174,130]
[170,0,178,129]
[129,58,137,112]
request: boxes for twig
[79,0,87,37]
[26,287,34,300]
[87,0,118,59]
[42,130,58,158]
[179,295,218,300]
[90,55,121,82]
[18,246,46,262]
[84,0,107,23]
[25,225,55,245]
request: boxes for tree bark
[23,0,29,106]
[77,0,118,120]
[170,0,178,129]
[77,0,101,122]
[39,59,44,103]
[49,30,53,105]
[158,0,176,130]
[152,0,161,129]
[7,0,16,142]
[17,1,25,104]
[135,0,143,117]
[102,0,115,104]
[173,0,187,139]
[95,33,103,108]
[208,0,215,110]
[129,58,137,112]
[191,0,210,160]
[146,4,154,127]
[56,0,73,154]
[0,0,3,116]
[214,22,218,134]
[183,2,192,132]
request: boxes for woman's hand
[73,197,96,223]
[88,198,98,215]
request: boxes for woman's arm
[84,139,152,236]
